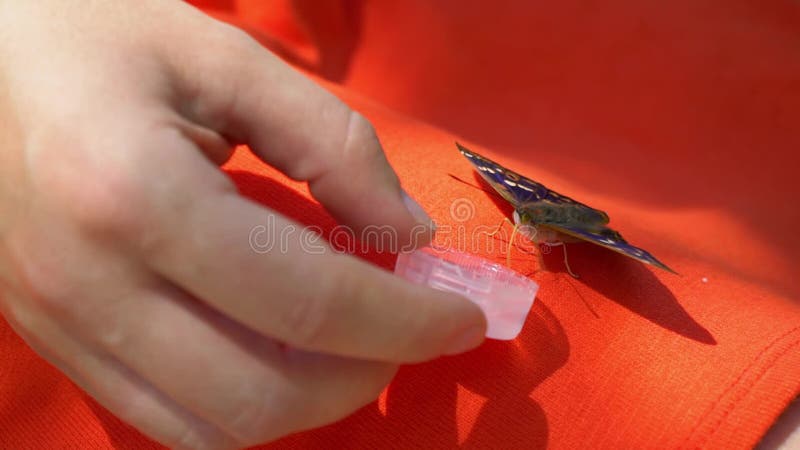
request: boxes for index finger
[166,22,433,248]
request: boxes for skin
[0,1,486,449]
[1,1,796,449]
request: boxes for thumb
[168,26,433,249]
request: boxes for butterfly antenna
[487,217,514,237]
[507,222,521,268]
[448,174,508,202]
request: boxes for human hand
[0,1,486,448]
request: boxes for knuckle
[275,259,361,350]
[288,109,381,182]
[0,287,34,333]
[339,111,396,183]
[215,22,260,51]
[23,270,76,316]
[106,375,239,450]
[15,251,117,329]
[195,22,264,69]
[282,287,333,349]
[173,426,206,450]
[283,264,375,351]
[226,384,292,444]
[65,171,145,238]
[2,239,80,317]
[342,110,379,160]
[279,105,358,182]
[28,130,147,240]
[172,425,237,450]
[93,313,131,354]
[346,110,374,135]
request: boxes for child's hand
[0,1,485,448]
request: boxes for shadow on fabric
[223,168,571,449]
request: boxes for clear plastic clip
[394,246,539,340]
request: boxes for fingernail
[444,325,485,355]
[402,190,433,227]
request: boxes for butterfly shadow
[540,243,717,345]
[464,172,716,345]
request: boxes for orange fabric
[2,1,799,448]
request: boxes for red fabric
[2,1,799,448]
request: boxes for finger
[164,21,433,248]
[136,130,486,361]
[31,271,397,446]
[0,290,238,450]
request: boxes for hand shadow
[380,302,568,449]
[221,169,570,449]
[273,302,569,450]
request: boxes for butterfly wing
[458,142,547,206]
[457,143,609,224]
[541,223,677,273]
[457,143,674,273]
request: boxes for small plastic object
[394,246,539,340]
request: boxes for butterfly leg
[487,217,515,237]
[535,244,546,273]
[558,243,580,279]
[548,242,580,279]
[486,217,518,267]
[506,221,521,267]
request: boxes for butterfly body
[517,201,607,228]
[511,210,583,244]
[457,142,675,273]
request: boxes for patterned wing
[457,143,609,224]
[457,143,673,273]
[542,223,676,273]
[458,142,547,206]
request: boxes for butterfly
[457,142,676,276]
